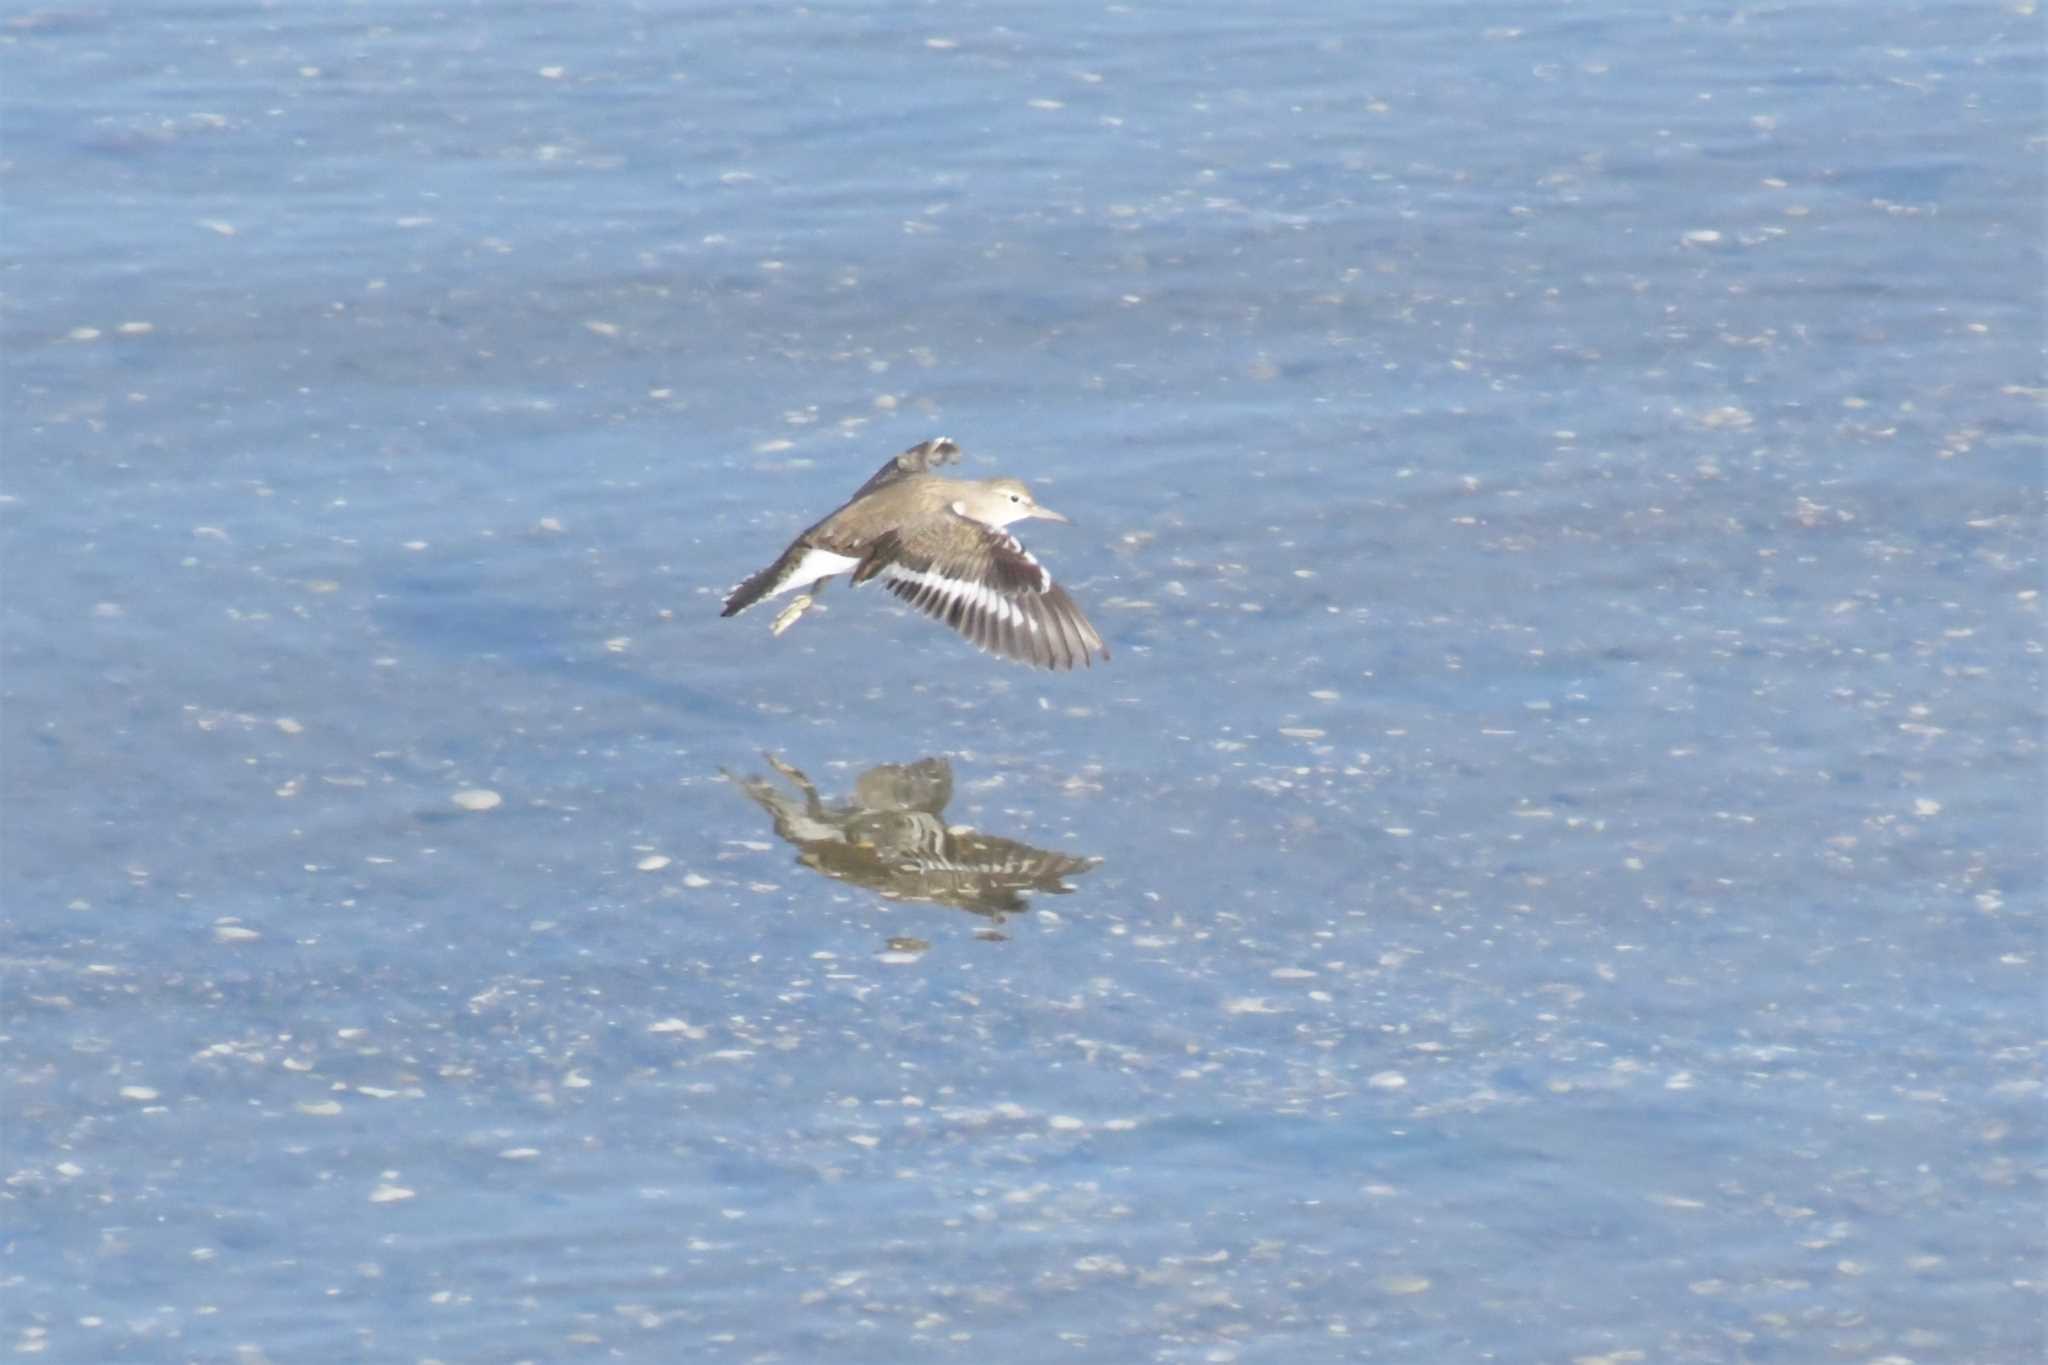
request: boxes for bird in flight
[721,437,1108,670]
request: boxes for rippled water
[5,1,2041,1361]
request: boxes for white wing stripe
[880,563,1038,631]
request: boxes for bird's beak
[1030,503,1071,525]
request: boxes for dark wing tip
[874,544,1109,671]
[991,584,1107,670]
[975,531,1107,670]
[1038,585,1108,670]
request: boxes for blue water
[5,1,2042,1360]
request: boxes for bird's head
[955,478,1070,529]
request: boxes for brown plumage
[722,438,1109,670]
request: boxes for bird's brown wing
[847,437,962,501]
[853,521,1108,671]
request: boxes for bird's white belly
[773,547,861,596]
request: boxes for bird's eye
[1009,493,1020,502]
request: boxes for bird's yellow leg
[770,593,815,636]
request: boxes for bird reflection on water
[724,754,1100,928]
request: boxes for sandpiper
[721,437,1109,670]
[727,753,1102,918]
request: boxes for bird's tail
[720,543,803,617]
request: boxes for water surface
[4,1,2042,1360]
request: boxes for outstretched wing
[847,436,962,501]
[854,521,1108,671]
